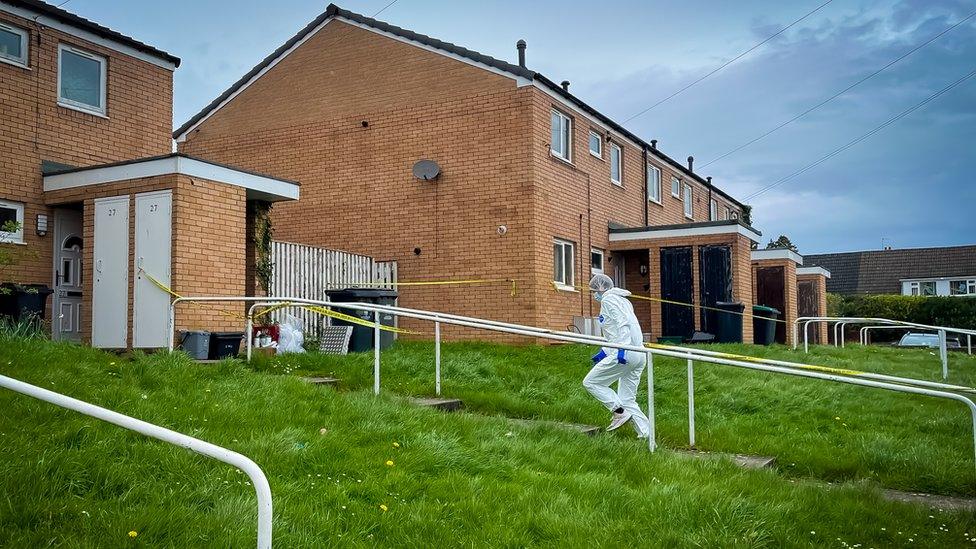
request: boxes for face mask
[594,292,603,302]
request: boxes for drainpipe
[706,176,713,221]
[642,145,649,226]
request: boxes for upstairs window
[0,22,28,67]
[609,143,622,185]
[550,109,572,162]
[0,200,24,244]
[683,183,693,218]
[553,239,576,289]
[671,176,680,198]
[588,131,602,158]
[591,248,605,274]
[710,199,718,221]
[724,206,732,220]
[58,44,107,115]
[647,165,661,203]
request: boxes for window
[588,131,602,158]
[591,248,605,274]
[0,22,28,67]
[58,44,107,115]
[950,279,976,296]
[0,200,24,243]
[647,165,661,203]
[724,206,732,220]
[671,176,680,198]
[683,183,693,218]
[919,281,937,296]
[710,199,718,221]
[550,109,572,162]
[553,239,576,288]
[609,143,622,185]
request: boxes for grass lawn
[1,337,975,547]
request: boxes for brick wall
[0,10,173,291]
[797,272,829,343]
[752,258,799,345]
[45,174,250,346]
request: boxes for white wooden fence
[268,241,397,334]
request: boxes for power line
[701,9,976,169]
[372,0,399,17]
[623,0,834,123]
[743,67,976,201]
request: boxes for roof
[5,0,180,67]
[805,245,976,295]
[172,4,743,208]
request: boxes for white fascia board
[609,224,760,244]
[899,275,976,282]
[797,266,831,278]
[0,2,176,70]
[43,156,299,201]
[751,248,804,265]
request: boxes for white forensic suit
[582,287,651,437]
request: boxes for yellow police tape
[141,269,247,321]
[253,302,423,335]
[643,342,864,377]
[350,278,518,297]
[553,281,788,324]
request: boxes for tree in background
[765,235,798,252]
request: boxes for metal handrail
[0,374,273,548]
[168,296,976,473]
[860,325,920,345]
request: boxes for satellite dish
[412,159,441,181]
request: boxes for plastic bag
[277,314,305,354]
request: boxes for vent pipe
[687,156,694,172]
[561,80,570,91]
[516,40,527,68]
[650,139,657,150]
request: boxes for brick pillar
[732,235,755,344]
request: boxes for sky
[58,0,976,254]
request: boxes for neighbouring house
[0,0,299,348]
[175,4,768,342]
[806,245,976,298]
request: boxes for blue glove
[616,349,627,364]
[591,350,607,363]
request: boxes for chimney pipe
[687,156,694,172]
[650,139,657,150]
[516,39,527,68]
[706,176,712,186]
[561,80,570,91]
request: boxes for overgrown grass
[1,339,975,547]
[257,341,976,496]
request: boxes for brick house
[0,0,298,348]
[174,4,770,341]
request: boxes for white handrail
[860,325,921,345]
[170,296,976,472]
[0,374,273,548]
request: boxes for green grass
[1,338,975,547]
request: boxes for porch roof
[42,154,299,202]
[608,220,761,245]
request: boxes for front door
[52,209,83,342]
[798,280,820,344]
[698,245,732,335]
[660,246,694,339]
[756,266,787,344]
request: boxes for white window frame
[647,165,662,204]
[550,109,572,162]
[710,199,718,221]
[0,22,29,68]
[949,279,976,297]
[671,176,680,198]
[724,206,732,220]
[683,183,693,219]
[908,281,920,296]
[591,247,605,275]
[553,238,576,290]
[0,200,25,244]
[58,43,107,116]
[588,130,602,158]
[919,281,936,297]
[609,143,622,185]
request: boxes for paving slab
[880,489,976,511]
[675,449,777,470]
[510,418,602,436]
[410,397,464,412]
[301,376,340,387]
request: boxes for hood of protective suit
[602,287,632,299]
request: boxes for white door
[52,209,83,342]
[92,196,129,348]
[133,190,172,348]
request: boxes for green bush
[838,294,976,330]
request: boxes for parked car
[894,333,962,349]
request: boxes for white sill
[554,283,578,293]
[589,150,603,160]
[648,198,663,207]
[611,179,622,187]
[0,56,29,70]
[684,214,694,220]
[550,151,574,167]
[0,238,27,246]
[58,101,109,119]
[672,193,681,199]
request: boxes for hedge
[832,294,976,330]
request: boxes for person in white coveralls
[582,273,651,437]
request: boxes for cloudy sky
[63,0,975,253]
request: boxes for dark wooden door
[698,245,732,335]
[798,280,820,344]
[660,247,694,338]
[756,266,786,343]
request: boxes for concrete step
[879,489,976,511]
[410,397,464,412]
[510,418,602,437]
[675,449,777,470]
[301,376,340,387]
